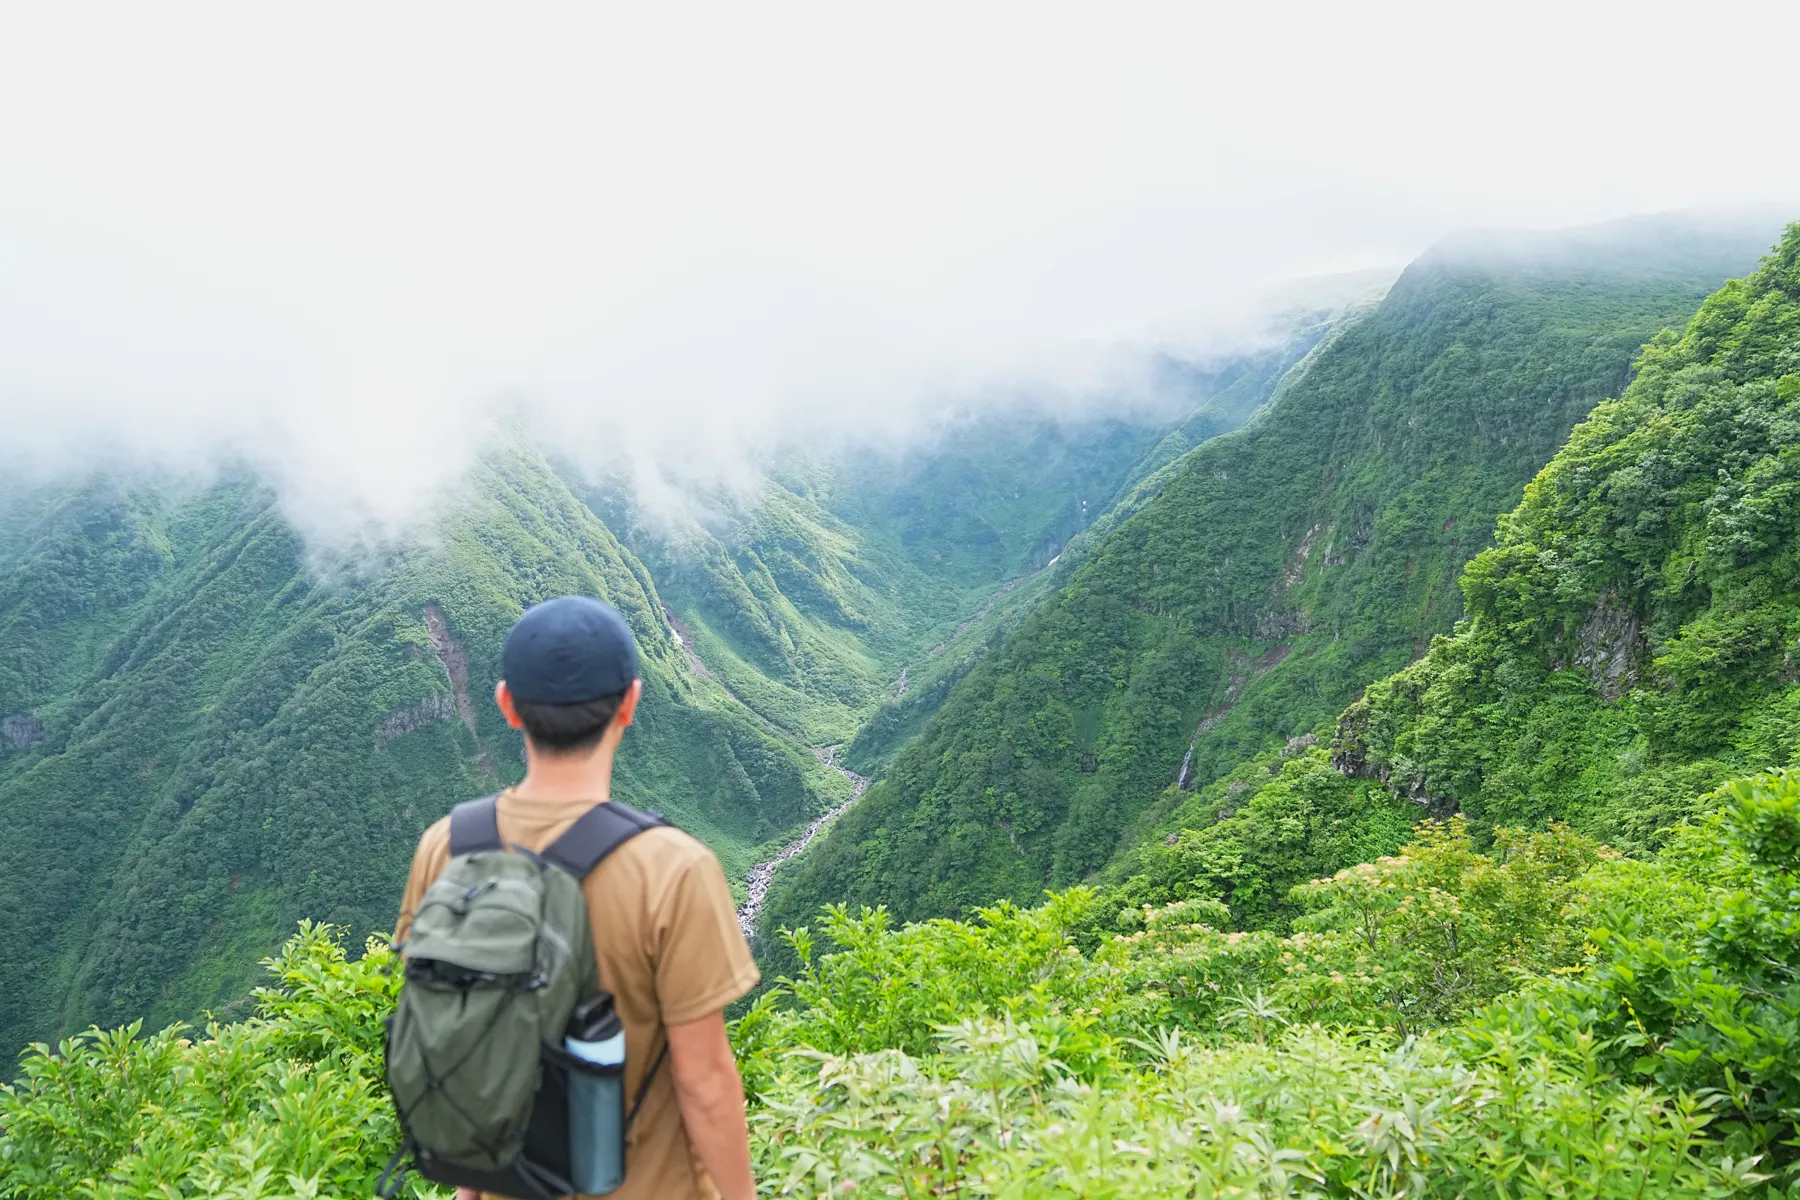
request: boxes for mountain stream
[736,746,868,938]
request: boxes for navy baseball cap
[501,596,640,704]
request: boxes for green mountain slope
[1337,222,1800,847]
[0,439,844,1052]
[579,319,1347,755]
[8,230,1800,1194]
[761,215,1783,933]
[837,310,1367,773]
[583,475,928,747]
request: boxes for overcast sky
[1,1,1796,546]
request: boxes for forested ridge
[758,216,1784,940]
[0,440,848,1053]
[1340,222,1800,844]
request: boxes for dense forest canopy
[1340,222,1800,845]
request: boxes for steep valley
[0,442,849,1050]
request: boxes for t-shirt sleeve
[653,846,762,1026]
[394,820,450,946]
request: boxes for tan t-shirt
[395,790,760,1200]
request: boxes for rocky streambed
[737,746,868,939]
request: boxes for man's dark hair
[513,688,629,754]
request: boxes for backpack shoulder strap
[447,795,503,856]
[543,800,669,880]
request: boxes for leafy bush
[1466,771,1800,1172]
[744,772,1800,1194]
[0,924,438,1199]
[754,1022,1768,1198]
[7,775,1800,1196]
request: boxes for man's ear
[614,678,643,731]
[495,680,525,730]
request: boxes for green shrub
[6,771,1799,1196]
[0,924,438,1200]
[1467,771,1800,1182]
[753,1020,1768,1198]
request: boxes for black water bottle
[564,992,627,1194]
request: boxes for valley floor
[738,746,869,938]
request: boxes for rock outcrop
[376,693,459,742]
[1,714,44,751]
[423,606,480,734]
[1563,591,1646,702]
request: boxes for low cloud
[0,4,1795,553]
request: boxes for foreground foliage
[5,769,1796,1196]
[745,770,1798,1195]
[0,925,422,1198]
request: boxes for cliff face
[1564,591,1648,702]
[1,714,43,750]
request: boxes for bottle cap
[569,991,622,1041]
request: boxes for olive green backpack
[378,796,667,1199]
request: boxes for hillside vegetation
[577,317,1344,754]
[761,217,1782,936]
[4,769,1794,1195]
[0,440,845,1053]
[1339,222,1800,846]
[838,310,1359,774]
[3,219,1798,1195]
[0,298,1356,1058]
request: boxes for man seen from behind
[394,596,759,1200]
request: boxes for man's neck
[513,741,617,805]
